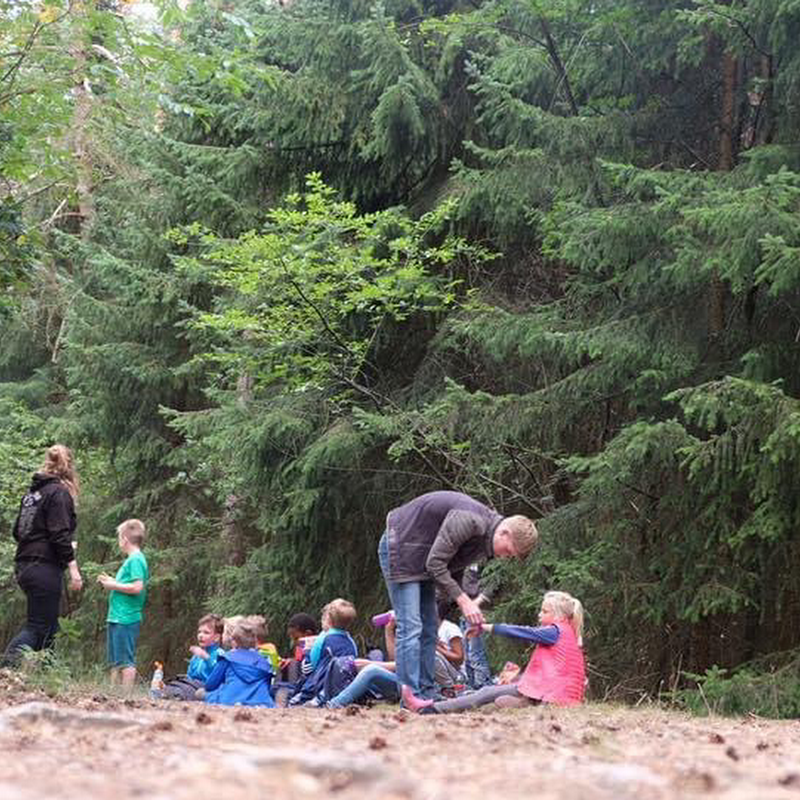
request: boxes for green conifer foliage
[3,0,800,704]
[161,175,482,620]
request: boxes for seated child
[290,598,358,706]
[280,612,319,682]
[327,609,464,709]
[159,613,224,700]
[273,612,319,707]
[188,613,224,683]
[404,591,585,714]
[435,600,465,693]
[248,614,280,673]
[204,617,276,708]
[327,612,399,709]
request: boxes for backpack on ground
[319,655,358,704]
[160,675,203,701]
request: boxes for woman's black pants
[2,560,63,665]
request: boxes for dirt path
[1,674,799,800]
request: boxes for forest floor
[1,670,799,800]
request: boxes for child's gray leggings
[432,683,537,713]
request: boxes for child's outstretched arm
[485,623,560,646]
[384,616,396,661]
[354,658,396,672]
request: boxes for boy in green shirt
[98,518,149,690]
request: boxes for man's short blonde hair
[503,515,538,558]
[322,598,357,630]
[117,518,146,547]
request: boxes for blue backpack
[320,655,358,704]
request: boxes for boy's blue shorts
[107,622,140,668]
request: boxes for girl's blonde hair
[543,590,585,646]
[40,444,80,499]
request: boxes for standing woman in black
[3,444,83,663]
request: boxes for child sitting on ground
[404,590,585,714]
[435,599,465,694]
[204,617,276,707]
[188,613,225,683]
[327,612,400,709]
[281,612,319,678]
[273,613,319,707]
[157,613,225,700]
[326,605,466,709]
[291,598,357,706]
[248,614,280,674]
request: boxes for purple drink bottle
[371,610,395,627]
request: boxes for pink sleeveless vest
[517,621,585,706]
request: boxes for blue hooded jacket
[188,643,222,683]
[204,649,275,707]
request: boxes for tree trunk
[539,16,579,116]
[755,54,774,146]
[221,494,247,567]
[718,50,737,171]
[220,356,254,567]
[707,45,738,353]
[70,28,95,241]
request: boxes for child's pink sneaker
[401,685,434,713]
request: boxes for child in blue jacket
[204,617,275,707]
[290,598,358,705]
[187,613,224,683]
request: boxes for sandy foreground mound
[1,674,799,800]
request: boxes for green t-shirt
[107,550,149,624]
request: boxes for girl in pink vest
[403,591,585,714]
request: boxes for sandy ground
[1,671,799,800]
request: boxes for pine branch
[702,7,771,59]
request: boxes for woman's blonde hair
[41,444,80,499]
[543,590,585,646]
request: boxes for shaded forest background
[2,0,800,711]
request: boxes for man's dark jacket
[385,491,502,601]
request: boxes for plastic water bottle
[150,661,164,698]
[371,610,395,627]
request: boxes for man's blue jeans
[327,664,399,708]
[378,532,438,698]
